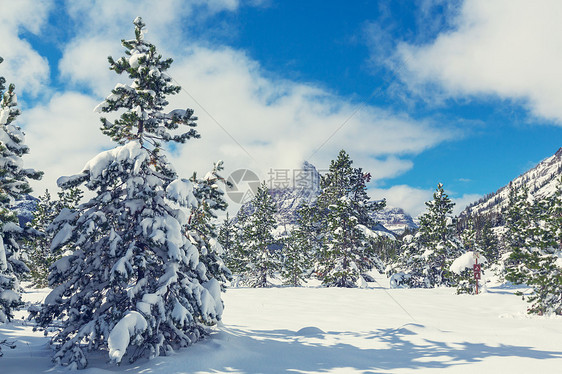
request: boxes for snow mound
[295,326,325,336]
[450,251,488,275]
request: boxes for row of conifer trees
[219,150,388,288]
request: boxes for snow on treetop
[450,251,488,275]
[166,179,198,208]
[57,141,149,188]
[89,141,147,179]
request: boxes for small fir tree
[500,184,531,282]
[393,183,461,288]
[454,221,483,294]
[35,18,224,368]
[238,183,280,287]
[476,217,500,264]
[281,218,313,287]
[187,161,232,288]
[25,188,83,288]
[291,202,326,278]
[218,213,235,267]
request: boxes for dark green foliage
[392,183,461,288]
[476,218,500,263]
[281,213,314,286]
[25,188,83,288]
[506,181,562,315]
[237,183,280,287]
[219,213,243,275]
[187,161,232,288]
[309,150,385,287]
[502,184,531,282]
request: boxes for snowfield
[1,274,561,373]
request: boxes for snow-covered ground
[1,275,561,373]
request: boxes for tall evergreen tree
[35,18,224,368]
[506,180,562,315]
[476,217,500,264]
[500,184,531,282]
[313,150,385,287]
[237,183,280,287]
[0,56,43,329]
[393,183,461,288]
[281,213,314,286]
[187,161,232,288]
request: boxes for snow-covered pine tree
[0,56,43,328]
[187,161,232,288]
[506,179,562,315]
[218,213,236,267]
[393,183,461,288]
[222,211,250,285]
[281,220,313,287]
[454,221,482,294]
[291,202,326,277]
[314,150,385,287]
[35,18,224,368]
[500,184,531,282]
[476,217,500,264]
[238,182,280,287]
[25,188,82,288]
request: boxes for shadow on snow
[126,323,562,373]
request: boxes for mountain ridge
[461,147,562,219]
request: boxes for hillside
[462,147,562,219]
[372,206,418,234]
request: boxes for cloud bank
[396,0,562,123]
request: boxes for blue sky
[2,0,562,216]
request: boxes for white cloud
[162,46,454,188]
[0,0,52,96]
[396,0,562,123]
[21,92,113,195]
[369,185,480,218]
[369,185,434,217]
[58,38,119,97]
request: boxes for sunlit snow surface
[1,275,561,373]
